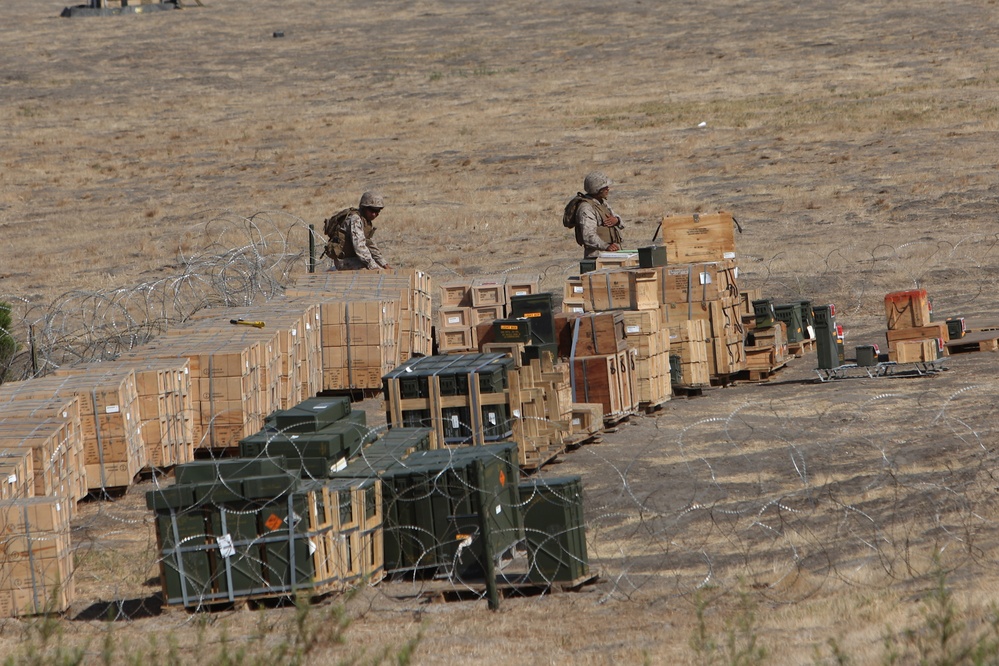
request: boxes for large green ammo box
[269,396,351,433]
[335,442,522,579]
[773,303,805,344]
[239,410,370,466]
[752,299,776,328]
[638,245,668,268]
[147,480,326,606]
[518,475,589,583]
[509,293,557,346]
[813,304,842,370]
[793,299,815,339]
[855,345,879,367]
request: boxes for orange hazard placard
[264,513,284,531]
[498,469,506,487]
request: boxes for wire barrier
[2,213,999,659]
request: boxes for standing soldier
[323,191,391,271]
[564,172,624,259]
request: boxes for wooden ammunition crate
[884,289,931,330]
[569,349,638,420]
[660,212,737,264]
[889,338,941,363]
[0,497,75,617]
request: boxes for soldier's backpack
[322,207,357,260]
[562,193,589,229]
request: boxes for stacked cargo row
[145,395,590,609]
[436,274,540,352]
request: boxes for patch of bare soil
[4,0,999,663]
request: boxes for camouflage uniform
[575,196,624,259]
[333,210,387,271]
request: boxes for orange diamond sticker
[498,469,506,487]
[264,513,284,531]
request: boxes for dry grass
[5,0,999,663]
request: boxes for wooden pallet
[520,446,562,474]
[563,432,602,451]
[787,338,816,357]
[672,385,707,398]
[945,331,999,354]
[641,398,671,415]
[415,571,601,604]
[709,374,735,387]
[734,359,789,383]
[602,411,633,428]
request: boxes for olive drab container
[752,299,777,328]
[813,304,842,370]
[335,442,523,580]
[855,344,879,367]
[508,293,557,346]
[518,475,589,583]
[773,303,805,344]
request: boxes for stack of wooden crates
[437,274,540,353]
[883,289,947,362]
[0,497,74,617]
[286,269,434,389]
[382,352,573,469]
[559,212,744,398]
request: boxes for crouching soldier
[323,191,391,270]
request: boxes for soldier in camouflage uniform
[329,191,391,271]
[571,172,624,259]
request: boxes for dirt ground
[4,0,999,663]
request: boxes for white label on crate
[56,502,61,512]
[626,325,640,334]
[512,409,521,418]
[290,512,302,527]
[573,286,584,294]
[450,414,460,429]
[723,251,736,259]
[312,404,329,411]
[447,316,461,325]
[495,504,502,515]
[126,413,131,421]
[306,322,311,330]
[699,273,712,285]
[62,411,68,418]
[292,328,297,336]
[734,267,739,279]
[185,367,189,374]
[515,290,527,296]
[332,458,347,473]
[308,539,317,556]
[105,404,120,414]
[487,412,496,426]
[6,474,15,485]
[807,325,815,339]
[218,534,235,558]
[571,306,584,313]
[290,434,300,440]
[404,366,414,373]
[572,418,581,426]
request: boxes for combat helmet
[583,172,612,195]
[359,191,385,209]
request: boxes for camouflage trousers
[333,257,370,271]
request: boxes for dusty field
[4,0,999,663]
